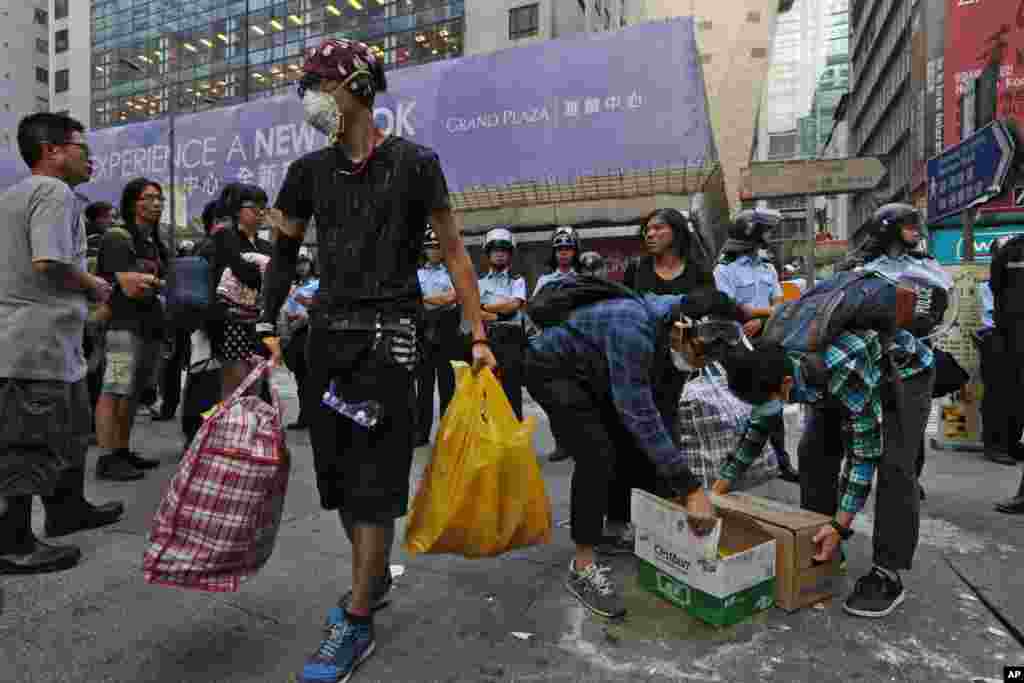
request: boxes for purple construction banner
[1,17,713,223]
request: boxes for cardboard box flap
[710,492,831,532]
[717,508,776,554]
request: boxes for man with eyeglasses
[257,39,495,683]
[0,113,124,575]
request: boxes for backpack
[761,270,918,352]
[526,275,641,329]
[165,256,213,332]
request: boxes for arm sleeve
[836,411,881,514]
[713,264,736,298]
[418,151,452,213]
[28,182,78,265]
[532,275,547,297]
[769,265,784,299]
[719,409,780,483]
[512,276,527,302]
[274,159,314,222]
[606,313,702,496]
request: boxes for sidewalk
[2,371,1021,683]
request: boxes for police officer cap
[729,208,782,242]
[873,203,921,228]
[552,226,578,250]
[485,227,517,252]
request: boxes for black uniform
[988,234,1024,462]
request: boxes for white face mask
[670,348,694,372]
[303,90,341,142]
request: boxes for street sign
[926,120,1017,224]
[739,157,887,199]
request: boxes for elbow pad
[257,232,303,336]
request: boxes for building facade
[0,0,52,151]
[91,0,466,129]
[847,0,914,230]
[50,0,92,127]
[464,0,627,56]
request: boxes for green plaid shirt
[722,330,933,514]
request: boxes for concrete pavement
[2,371,1022,683]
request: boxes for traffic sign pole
[962,208,975,262]
[806,197,817,287]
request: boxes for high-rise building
[631,0,795,212]
[91,0,466,129]
[847,0,913,229]
[49,0,92,126]
[0,0,53,151]
[464,0,628,56]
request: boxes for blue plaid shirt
[527,294,700,493]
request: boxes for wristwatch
[831,519,854,541]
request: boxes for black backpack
[526,275,641,329]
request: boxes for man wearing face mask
[523,286,741,618]
[257,38,496,683]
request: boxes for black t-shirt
[275,136,450,319]
[623,256,711,296]
[97,224,166,336]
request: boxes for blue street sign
[927,120,1016,225]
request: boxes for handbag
[216,253,271,319]
[143,360,289,592]
[166,256,212,331]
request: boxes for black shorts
[306,327,417,523]
[0,378,90,497]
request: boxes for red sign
[944,0,1024,209]
[585,236,645,282]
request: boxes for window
[35,97,49,113]
[55,0,68,20]
[55,29,69,54]
[768,132,798,158]
[55,69,69,94]
[36,67,48,85]
[509,4,539,41]
[34,8,47,25]
[36,38,49,54]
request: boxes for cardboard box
[709,492,840,612]
[631,490,777,627]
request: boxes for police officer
[989,232,1024,514]
[977,237,1016,466]
[715,209,799,483]
[534,227,581,295]
[416,227,460,446]
[477,228,528,420]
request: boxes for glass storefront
[91,0,464,128]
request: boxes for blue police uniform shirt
[979,281,995,330]
[533,269,576,297]
[417,263,456,311]
[479,269,527,324]
[714,255,783,308]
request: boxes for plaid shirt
[527,294,701,495]
[720,330,932,513]
[789,329,933,514]
[719,400,783,483]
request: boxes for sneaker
[565,559,626,619]
[333,572,393,623]
[303,611,376,683]
[842,567,905,618]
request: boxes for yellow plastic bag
[404,365,552,558]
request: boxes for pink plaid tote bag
[143,360,289,592]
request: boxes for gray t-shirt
[0,175,88,382]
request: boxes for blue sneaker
[303,610,376,683]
